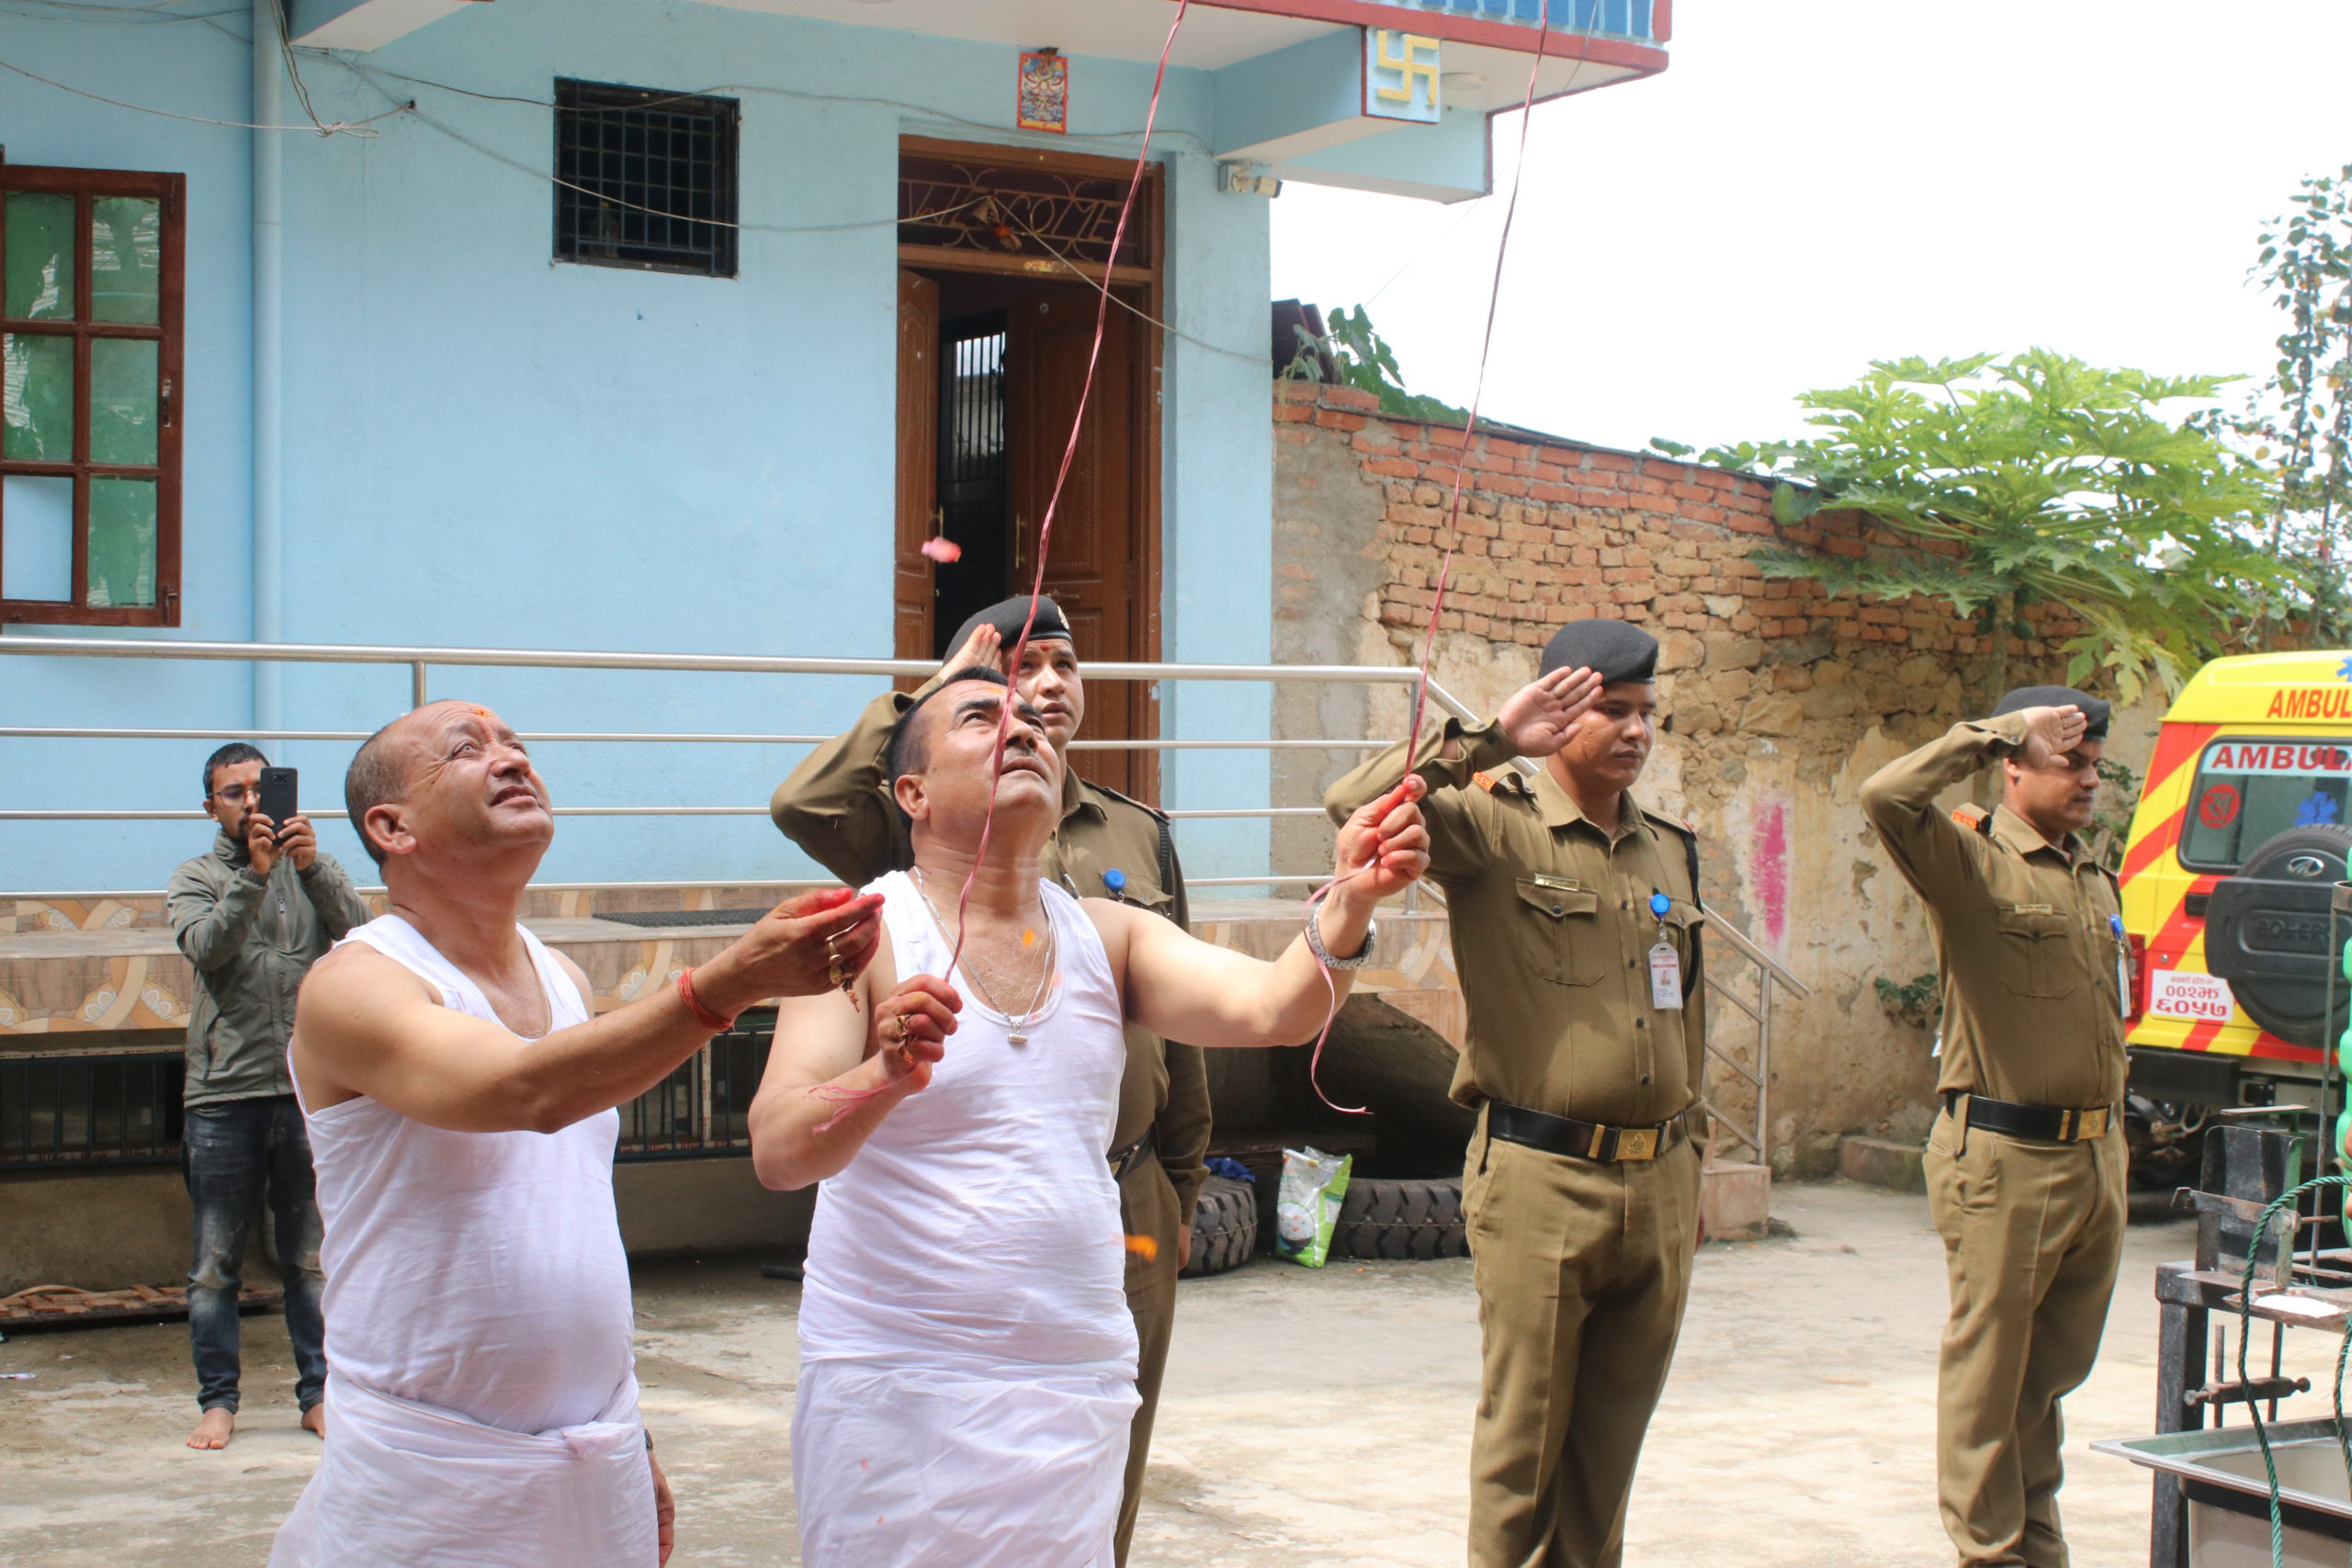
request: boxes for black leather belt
[1108,1127,1158,1180]
[1488,1102,1689,1163]
[1944,1090,2113,1143]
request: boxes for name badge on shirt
[1648,942,1683,1010]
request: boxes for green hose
[2233,1173,2352,1568]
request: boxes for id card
[1648,942,1683,1010]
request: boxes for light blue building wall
[0,1,1276,892]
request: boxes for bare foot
[187,1408,234,1450]
[301,1404,326,1439]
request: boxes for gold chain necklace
[911,868,1058,1045]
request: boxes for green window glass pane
[3,332,74,460]
[90,338,159,466]
[88,476,158,608]
[5,193,76,321]
[91,197,161,325]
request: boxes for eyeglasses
[210,786,256,806]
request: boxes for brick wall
[1269,381,2142,1174]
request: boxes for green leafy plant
[2235,165,2352,639]
[1284,304,1471,424]
[2086,756,2144,874]
[1875,972,1942,1031]
[1703,352,2289,705]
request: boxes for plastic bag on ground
[1273,1145,1351,1268]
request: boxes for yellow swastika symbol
[1374,30,1441,110]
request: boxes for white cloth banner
[268,1373,655,1568]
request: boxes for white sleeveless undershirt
[797,872,1138,1376]
[292,914,636,1435]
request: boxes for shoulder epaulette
[1079,779,1169,823]
[1472,770,1499,793]
[1951,802,1994,835]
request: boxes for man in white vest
[271,699,887,1568]
[751,667,1430,1567]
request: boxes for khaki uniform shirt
[1860,713,2129,1109]
[1325,717,1707,1128]
[165,830,371,1109]
[770,683,1213,1221]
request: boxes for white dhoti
[792,874,1142,1567]
[794,1359,1136,1568]
[269,1373,655,1568]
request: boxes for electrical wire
[1001,213,1270,369]
[0,53,403,132]
[333,56,1217,152]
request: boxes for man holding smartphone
[165,742,371,1450]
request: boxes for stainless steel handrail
[0,727,1391,750]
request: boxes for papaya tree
[1701,350,2288,703]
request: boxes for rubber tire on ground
[1330,1176,1468,1261]
[1182,1175,1258,1279]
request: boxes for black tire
[1330,1176,1468,1261]
[1182,1176,1258,1279]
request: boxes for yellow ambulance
[2120,651,2352,1147]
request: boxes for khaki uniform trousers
[1464,1111,1701,1568]
[1114,1149,1182,1567]
[1925,1107,2127,1568]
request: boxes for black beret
[947,594,1072,654]
[1540,618,1658,683]
[1992,684,2109,741]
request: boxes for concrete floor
[1,1179,2334,1566]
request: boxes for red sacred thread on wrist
[676,967,734,1032]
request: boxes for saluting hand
[941,623,1003,682]
[1333,774,1431,901]
[1498,665,1605,758]
[2017,705,2088,769]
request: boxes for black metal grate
[596,907,772,929]
[616,1013,773,1160]
[0,1052,184,1169]
[932,318,1012,656]
[554,79,739,277]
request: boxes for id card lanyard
[1647,890,1683,1010]
[2109,914,2129,1019]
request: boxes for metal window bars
[0,631,1800,1166]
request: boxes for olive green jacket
[1860,712,2129,1109]
[1325,716,1707,1128]
[771,682,1214,1245]
[165,830,371,1108]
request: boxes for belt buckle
[1612,1126,1659,1162]
[2076,1107,2109,1141]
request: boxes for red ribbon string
[814,1,1191,1134]
[945,0,1191,977]
[1300,1,1577,1116]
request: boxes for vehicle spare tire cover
[2202,823,2352,1047]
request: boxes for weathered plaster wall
[1269,382,2159,1171]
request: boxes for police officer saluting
[1325,618,1704,1568]
[770,594,1208,1567]
[1860,687,2128,1568]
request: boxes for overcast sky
[1269,0,2352,456]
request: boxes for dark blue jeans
[182,1096,327,1413]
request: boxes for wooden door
[892,271,940,687]
[1008,288,1147,799]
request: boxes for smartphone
[256,766,299,828]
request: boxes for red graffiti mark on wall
[1753,801,1789,948]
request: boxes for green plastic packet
[1274,1145,1351,1268]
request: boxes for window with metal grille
[0,1052,184,1170]
[553,80,739,277]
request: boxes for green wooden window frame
[1,163,185,626]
